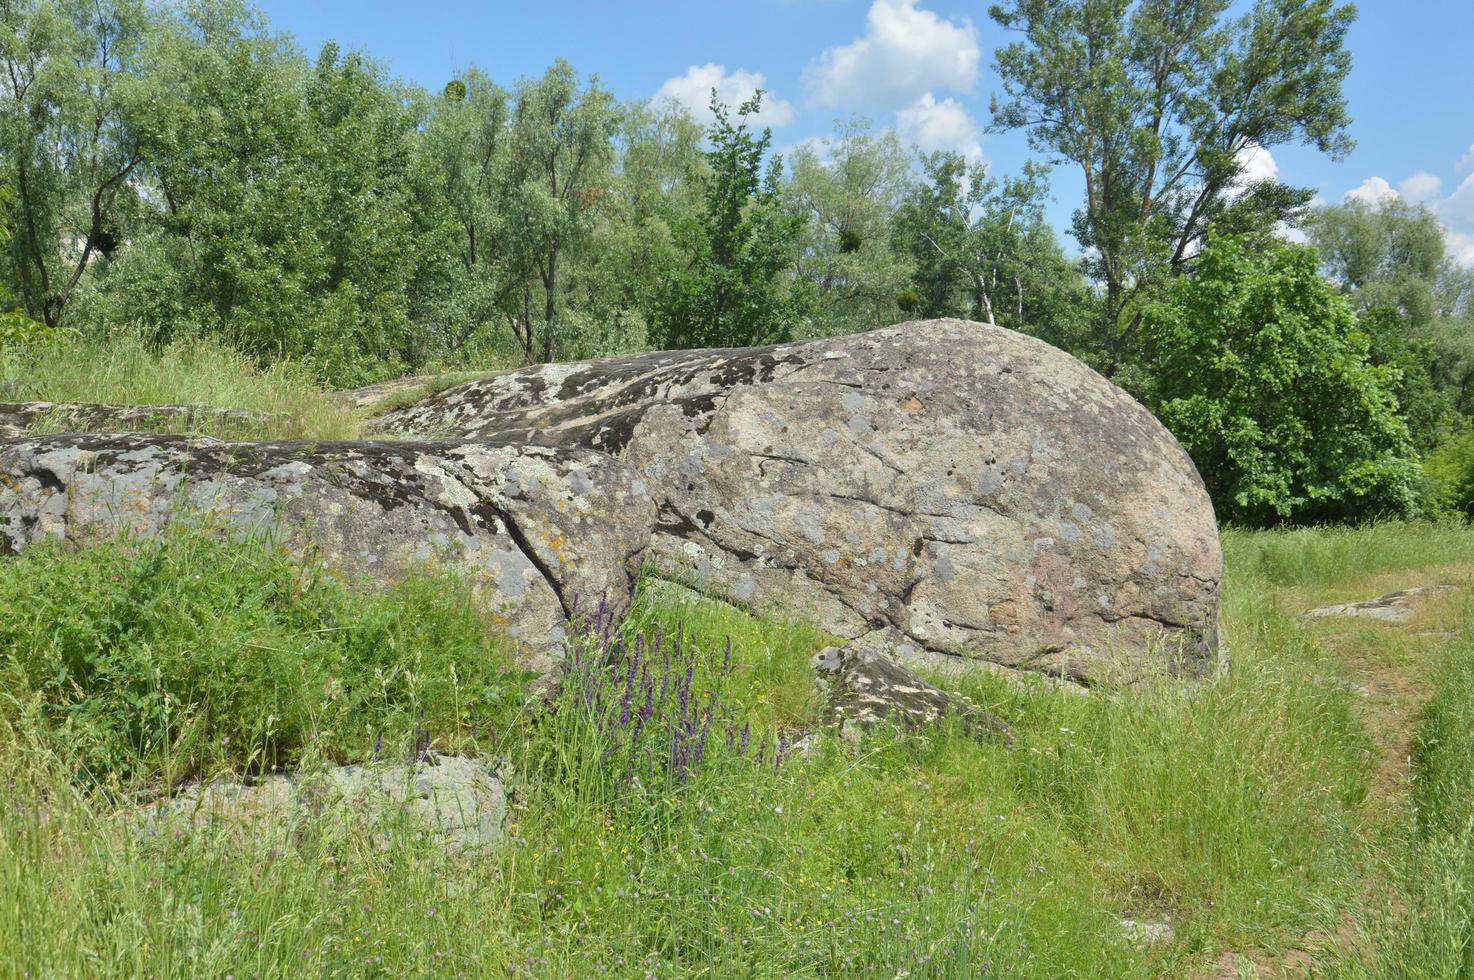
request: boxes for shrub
[0,529,529,785]
[1424,428,1474,517]
[1140,235,1423,526]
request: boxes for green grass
[0,529,529,787]
[0,522,1471,975]
[1,332,361,440]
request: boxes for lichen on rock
[378,319,1224,684]
[0,434,656,684]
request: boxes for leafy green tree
[891,152,1093,351]
[76,5,455,383]
[1307,198,1462,326]
[0,0,153,326]
[1139,235,1421,526]
[540,100,707,358]
[646,93,807,350]
[783,119,914,337]
[988,0,1356,373]
[1353,304,1454,453]
[94,2,321,349]
[425,70,508,276]
[1308,197,1474,419]
[1424,428,1474,517]
[500,61,618,363]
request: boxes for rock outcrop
[378,319,1223,683]
[1301,586,1458,624]
[0,401,278,438]
[0,434,655,681]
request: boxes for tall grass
[1,523,1471,975]
[0,529,528,787]
[1222,520,1474,591]
[1335,633,1474,978]
[1,331,360,440]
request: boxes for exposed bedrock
[377,319,1224,683]
[0,435,656,682]
[0,401,279,438]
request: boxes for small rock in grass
[143,755,507,852]
[1300,586,1458,624]
[812,644,1012,745]
[1120,918,1175,946]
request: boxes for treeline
[3,0,1474,527]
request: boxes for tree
[891,152,1093,351]
[1307,198,1474,419]
[0,0,153,326]
[501,61,618,363]
[422,68,514,349]
[783,119,914,337]
[988,0,1356,373]
[1308,198,1460,327]
[1139,235,1421,526]
[647,93,807,350]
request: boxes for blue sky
[257,0,1474,265]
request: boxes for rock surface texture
[1301,586,1458,624]
[145,755,506,852]
[378,319,1223,683]
[0,434,655,680]
[812,644,1012,743]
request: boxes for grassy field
[1,519,1472,976]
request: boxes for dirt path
[1207,570,1472,979]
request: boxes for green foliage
[1309,197,1474,419]
[1140,235,1422,525]
[1309,198,1456,328]
[500,61,620,362]
[891,152,1094,352]
[1,522,1432,975]
[646,93,808,350]
[989,0,1355,370]
[1424,429,1474,518]
[0,0,153,327]
[1357,304,1455,453]
[0,529,527,784]
[782,119,916,338]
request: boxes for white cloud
[1399,171,1444,203]
[1443,172,1474,224]
[1447,231,1474,269]
[802,0,980,110]
[896,92,983,162]
[1433,172,1474,268]
[652,64,795,127]
[1234,143,1279,185]
[1458,143,1474,178]
[1344,176,1399,206]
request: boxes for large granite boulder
[377,319,1223,684]
[0,434,655,682]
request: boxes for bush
[1424,428,1474,518]
[1140,235,1423,526]
[0,529,529,785]
[0,306,70,381]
